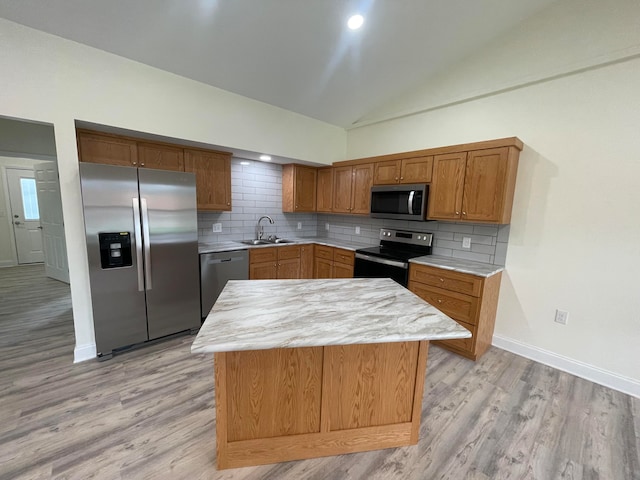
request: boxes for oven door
[354,253,409,286]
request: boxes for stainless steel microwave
[370,184,429,221]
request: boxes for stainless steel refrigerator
[79,163,200,359]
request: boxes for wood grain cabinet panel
[316,168,334,213]
[409,263,502,361]
[184,148,232,211]
[250,246,301,279]
[326,342,419,430]
[137,142,184,171]
[333,262,354,278]
[225,347,323,441]
[314,257,333,279]
[373,160,401,185]
[373,157,433,185]
[350,164,374,214]
[77,131,138,167]
[332,167,354,213]
[249,261,277,279]
[282,164,317,213]
[300,245,314,279]
[314,245,333,261]
[428,152,467,220]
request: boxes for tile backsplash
[197,159,510,266]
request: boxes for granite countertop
[198,237,368,254]
[410,255,504,277]
[191,277,470,353]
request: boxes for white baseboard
[0,260,17,267]
[74,343,96,363]
[492,334,640,399]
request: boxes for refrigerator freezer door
[138,168,200,339]
[79,163,148,356]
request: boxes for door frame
[0,153,56,267]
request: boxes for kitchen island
[192,277,470,469]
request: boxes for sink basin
[238,238,294,245]
[239,239,272,245]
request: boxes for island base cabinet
[213,340,429,469]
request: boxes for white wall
[347,2,640,394]
[0,18,345,361]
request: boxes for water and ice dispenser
[99,232,133,269]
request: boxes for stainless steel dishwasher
[200,250,249,319]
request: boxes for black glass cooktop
[356,245,429,263]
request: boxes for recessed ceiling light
[259,154,272,161]
[240,161,251,166]
[347,14,364,30]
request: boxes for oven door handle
[355,253,408,269]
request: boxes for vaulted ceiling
[0,0,558,127]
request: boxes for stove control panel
[379,228,433,246]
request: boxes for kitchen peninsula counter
[192,278,469,469]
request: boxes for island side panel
[213,352,228,468]
[410,340,429,443]
[326,341,420,431]
[225,347,323,441]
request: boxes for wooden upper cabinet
[184,148,232,211]
[401,156,433,183]
[282,164,317,213]
[316,168,334,213]
[373,157,433,185]
[137,142,184,171]
[350,163,374,215]
[427,152,467,221]
[77,131,138,167]
[462,147,518,224]
[332,166,354,213]
[428,147,519,224]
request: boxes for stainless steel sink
[238,238,294,245]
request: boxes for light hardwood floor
[1,265,638,480]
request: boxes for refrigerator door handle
[132,198,144,292]
[141,198,153,291]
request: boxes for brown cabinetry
[316,168,334,213]
[77,131,138,167]
[137,142,184,171]
[408,264,501,361]
[373,156,433,185]
[249,246,302,279]
[300,244,314,279]
[282,164,317,213]
[184,148,232,212]
[428,147,519,224]
[332,164,373,215]
[314,245,354,278]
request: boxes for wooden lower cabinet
[213,340,429,469]
[249,246,301,279]
[313,246,354,278]
[300,244,314,279]
[409,264,502,361]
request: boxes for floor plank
[0,264,638,479]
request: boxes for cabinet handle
[439,278,444,282]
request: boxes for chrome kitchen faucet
[256,215,275,240]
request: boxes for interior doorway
[6,167,44,264]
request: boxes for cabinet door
[316,168,334,213]
[333,262,353,278]
[332,167,353,213]
[314,257,333,279]
[300,245,314,279]
[137,142,184,171]
[373,160,400,185]
[295,166,317,212]
[462,147,509,223]
[427,153,467,220]
[400,156,433,183]
[277,257,301,279]
[250,261,277,279]
[184,149,232,211]
[77,132,137,166]
[350,163,374,215]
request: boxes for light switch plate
[213,223,222,233]
[462,237,471,249]
[355,226,361,235]
[297,222,302,230]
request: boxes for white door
[34,162,70,283]
[7,168,44,264]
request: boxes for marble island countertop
[191,277,470,353]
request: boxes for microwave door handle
[408,191,415,214]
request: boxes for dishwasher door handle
[207,256,244,265]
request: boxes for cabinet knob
[227,202,231,206]
[462,211,467,216]
[438,299,442,303]
[439,278,444,282]
[132,162,137,166]
[455,211,460,215]
[400,177,404,180]
[140,163,145,166]
[395,177,398,180]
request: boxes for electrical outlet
[554,309,569,325]
[297,222,302,230]
[355,226,361,235]
[462,237,471,249]
[325,223,330,231]
[212,223,222,233]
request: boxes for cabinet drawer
[409,264,482,297]
[333,262,353,278]
[437,319,476,353]
[315,245,333,260]
[250,247,277,264]
[277,245,301,260]
[333,248,354,266]
[409,282,478,325]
